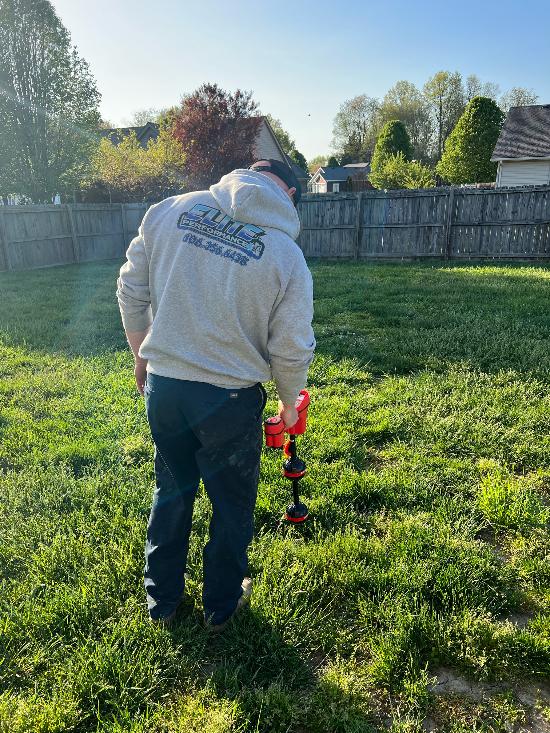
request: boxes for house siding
[309,177,327,193]
[254,121,286,162]
[497,159,550,187]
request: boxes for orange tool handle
[286,390,310,435]
[263,390,310,446]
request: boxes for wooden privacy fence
[1,185,550,271]
[297,185,550,259]
[0,203,148,272]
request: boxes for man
[116,159,315,631]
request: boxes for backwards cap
[249,159,301,206]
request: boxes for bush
[369,152,435,190]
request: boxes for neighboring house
[251,116,309,191]
[98,115,305,185]
[252,116,285,161]
[0,194,25,205]
[491,104,550,187]
[99,121,160,148]
[308,163,371,193]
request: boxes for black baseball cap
[249,159,301,206]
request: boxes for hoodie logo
[177,204,266,260]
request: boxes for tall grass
[0,260,549,732]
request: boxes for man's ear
[288,186,297,201]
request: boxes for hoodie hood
[210,169,300,241]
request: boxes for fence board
[8,237,75,270]
[0,209,9,271]
[1,186,550,272]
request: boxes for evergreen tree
[370,120,413,181]
[289,149,308,173]
[436,96,504,184]
[373,120,413,161]
[343,132,366,163]
[327,156,339,167]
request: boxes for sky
[51,0,550,161]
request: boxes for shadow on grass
[167,605,381,733]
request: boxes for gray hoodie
[116,169,315,404]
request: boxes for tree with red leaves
[172,83,262,189]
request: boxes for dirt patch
[426,667,550,733]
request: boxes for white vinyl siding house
[496,159,550,187]
[492,105,550,188]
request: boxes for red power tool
[263,390,310,523]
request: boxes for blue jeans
[143,372,267,624]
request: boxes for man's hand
[135,357,148,396]
[278,399,298,429]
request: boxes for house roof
[99,122,160,147]
[283,153,309,181]
[314,164,371,182]
[491,105,550,161]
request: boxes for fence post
[66,204,79,263]
[353,192,363,260]
[120,203,129,255]
[0,208,11,271]
[444,186,455,259]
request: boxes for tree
[405,159,436,189]
[289,148,308,173]
[423,71,465,160]
[370,120,413,178]
[369,152,435,190]
[308,155,327,173]
[380,81,433,162]
[436,96,504,184]
[84,126,186,202]
[127,107,169,126]
[465,75,500,102]
[0,0,101,201]
[171,83,261,189]
[327,155,339,167]
[332,95,381,161]
[499,87,539,113]
[265,114,294,154]
[340,133,363,164]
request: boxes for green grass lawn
[0,260,549,733]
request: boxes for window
[332,182,340,193]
